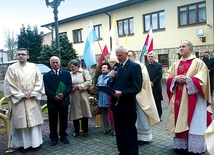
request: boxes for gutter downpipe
[105,12,112,50]
[45,26,54,42]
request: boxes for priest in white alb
[3,48,44,153]
[128,50,160,145]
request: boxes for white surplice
[4,62,44,149]
[135,61,160,142]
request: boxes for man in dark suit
[108,44,142,155]
[43,56,72,146]
[146,51,163,120]
[198,50,205,60]
[204,51,214,95]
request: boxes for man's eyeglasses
[17,53,27,56]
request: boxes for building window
[178,2,206,27]
[143,11,165,32]
[178,53,181,59]
[59,32,67,36]
[195,52,199,58]
[73,29,83,43]
[118,18,134,36]
[158,54,168,67]
[94,24,102,40]
[144,55,148,64]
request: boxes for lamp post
[45,0,65,59]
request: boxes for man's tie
[55,70,58,75]
[120,63,123,68]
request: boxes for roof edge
[41,0,148,27]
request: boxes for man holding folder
[43,56,72,146]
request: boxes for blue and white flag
[83,21,98,68]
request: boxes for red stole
[174,60,195,138]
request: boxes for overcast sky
[0,0,126,49]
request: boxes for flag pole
[139,26,153,63]
[97,40,102,52]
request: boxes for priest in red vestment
[165,40,212,154]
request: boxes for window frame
[178,2,206,27]
[118,17,134,37]
[158,54,168,67]
[143,10,165,32]
[94,24,102,40]
[73,28,83,44]
[59,32,67,36]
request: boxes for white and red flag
[139,27,153,62]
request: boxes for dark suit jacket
[146,61,163,101]
[108,59,142,112]
[204,58,214,74]
[43,69,72,108]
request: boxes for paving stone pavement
[0,80,212,155]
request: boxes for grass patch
[0,91,7,104]
[43,108,48,114]
[0,91,4,99]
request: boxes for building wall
[42,32,52,46]
[53,0,212,50]
[48,0,213,68]
[152,44,214,78]
[58,14,111,56]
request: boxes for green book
[55,82,66,95]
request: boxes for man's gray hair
[181,40,193,51]
[147,51,156,57]
[50,56,60,63]
[115,44,128,53]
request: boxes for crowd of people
[2,40,214,154]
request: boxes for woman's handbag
[83,70,95,95]
[89,97,101,116]
[86,83,95,95]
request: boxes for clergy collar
[181,55,191,62]
[180,54,196,62]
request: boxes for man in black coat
[108,44,142,155]
[146,51,163,120]
[198,50,205,60]
[204,51,214,95]
[43,56,72,146]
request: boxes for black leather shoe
[103,129,111,134]
[83,132,88,137]
[32,145,42,151]
[17,147,26,153]
[112,131,116,136]
[138,140,145,145]
[50,140,58,146]
[73,132,79,137]
[60,137,69,144]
